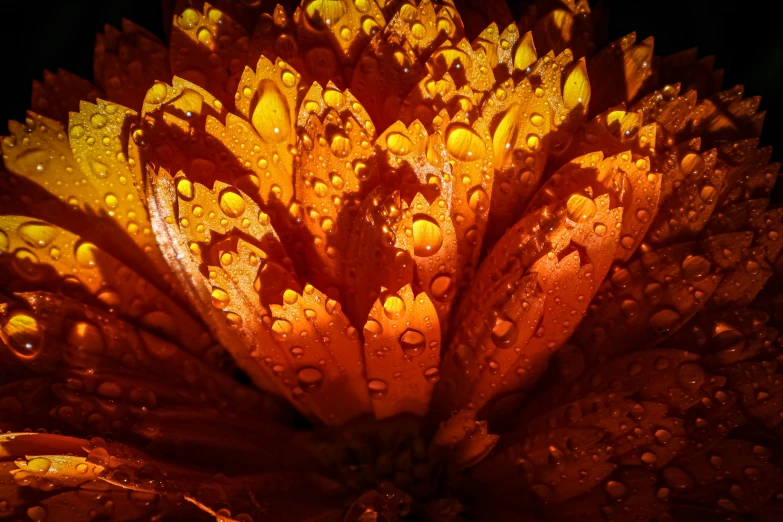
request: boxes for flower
[1,0,782,520]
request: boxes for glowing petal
[364,284,440,418]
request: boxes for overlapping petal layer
[2,1,783,521]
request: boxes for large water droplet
[252,80,291,144]
[445,123,486,161]
[400,329,426,357]
[648,308,680,336]
[680,153,704,175]
[424,367,440,383]
[297,367,324,393]
[467,186,489,213]
[382,293,405,320]
[386,132,413,156]
[368,379,388,399]
[412,215,443,257]
[430,274,453,301]
[211,287,230,309]
[304,0,348,27]
[74,242,98,268]
[566,193,596,222]
[271,318,293,340]
[2,312,43,359]
[662,466,695,491]
[364,319,383,337]
[681,255,710,282]
[67,321,105,354]
[18,222,59,249]
[219,188,246,218]
[491,317,518,348]
[176,178,195,201]
[676,361,705,389]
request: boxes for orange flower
[1,1,782,521]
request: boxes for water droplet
[330,131,352,157]
[364,319,383,337]
[313,178,330,198]
[566,193,596,222]
[297,367,324,393]
[304,0,349,27]
[74,242,98,268]
[104,193,118,209]
[605,480,627,499]
[491,317,518,348]
[386,132,413,156]
[178,8,200,29]
[412,215,443,257]
[424,367,440,383]
[368,379,388,399]
[530,113,544,127]
[410,21,426,39]
[2,312,43,358]
[197,27,214,46]
[18,222,59,249]
[271,318,293,340]
[252,80,291,144]
[648,308,680,336]
[680,153,704,175]
[468,186,489,213]
[430,275,452,301]
[676,361,705,389]
[219,188,246,217]
[26,505,47,522]
[67,321,105,354]
[382,293,405,320]
[281,70,296,88]
[682,255,710,281]
[90,113,107,129]
[400,329,426,357]
[211,287,230,309]
[699,184,716,203]
[176,178,195,201]
[445,123,486,161]
[654,429,672,444]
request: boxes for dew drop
[364,319,383,337]
[400,329,426,357]
[368,379,388,399]
[382,293,405,320]
[648,308,680,336]
[297,367,324,393]
[676,361,705,389]
[74,242,98,268]
[566,193,596,222]
[412,215,443,257]
[67,321,105,354]
[219,188,246,218]
[386,132,413,156]
[430,274,453,301]
[491,317,518,348]
[1,312,43,358]
[18,222,59,249]
[424,367,440,383]
[211,287,230,309]
[445,123,486,161]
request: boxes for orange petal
[0,216,211,356]
[31,69,101,125]
[169,4,249,107]
[363,284,441,419]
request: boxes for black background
[2,0,782,161]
